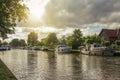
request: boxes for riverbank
[0,59,17,80]
[114,51,120,56]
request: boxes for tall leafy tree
[19,39,26,47]
[10,38,26,47]
[10,38,19,47]
[45,33,58,48]
[27,32,38,46]
[0,0,28,39]
[59,35,66,45]
[66,29,83,49]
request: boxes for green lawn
[0,59,17,80]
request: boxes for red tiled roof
[106,29,117,37]
[99,29,117,37]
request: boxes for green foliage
[19,39,26,47]
[59,35,66,45]
[10,38,19,47]
[34,40,42,46]
[2,41,8,45]
[0,60,17,80]
[10,38,26,47]
[27,32,38,46]
[115,40,120,50]
[66,35,74,46]
[104,41,111,47]
[66,29,83,49]
[43,33,58,48]
[84,34,101,44]
[0,40,2,46]
[0,0,28,39]
[115,40,120,46]
[40,38,47,46]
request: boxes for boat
[0,46,7,51]
[41,46,48,51]
[5,45,11,50]
[33,46,41,50]
[81,44,114,56]
[55,45,71,53]
[27,46,33,50]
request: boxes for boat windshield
[94,44,101,47]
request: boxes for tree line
[4,29,100,49]
[1,28,120,50]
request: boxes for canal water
[0,50,120,80]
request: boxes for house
[99,29,120,43]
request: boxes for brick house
[99,29,120,43]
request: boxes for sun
[29,5,43,20]
[25,0,49,21]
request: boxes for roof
[99,29,117,38]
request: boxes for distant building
[99,29,120,43]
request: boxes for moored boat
[81,44,114,56]
[0,45,11,51]
[41,46,48,51]
[55,45,71,53]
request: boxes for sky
[5,0,120,41]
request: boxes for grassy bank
[0,59,17,80]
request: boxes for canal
[0,49,120,80]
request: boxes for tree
[40,38,47,46]
[2,41,8,45]
[35,40,42,46]
[115,40,120,50]
[0,40,2,46]
[66,29,83,49]
[84,34,101,44]
[66,35,74,46]
[104,41,111,47]
[45,33,58,48]
[10,38,26,47]
[27,32,38,46]
[59,35,66,45]
[0,0,28,39]
[19,39,26,47]
[10,38,19,47]
[115,40,120,46]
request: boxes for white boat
[55,45,71,53]
[0,46,7,51]
[41,46,48,51]
[81,44,114,56]
[5,45,11,50]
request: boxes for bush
[104,41,111,47]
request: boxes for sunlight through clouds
[25,0,49,21]
[6,0,120,41]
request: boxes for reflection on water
[0,50,120,80]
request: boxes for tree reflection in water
[0,50,120,80]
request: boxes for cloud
[81,24,108,36]
[18,17,43,27]
[42,0,120,28]
[6,0,120,41]
[5,26,75,42]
